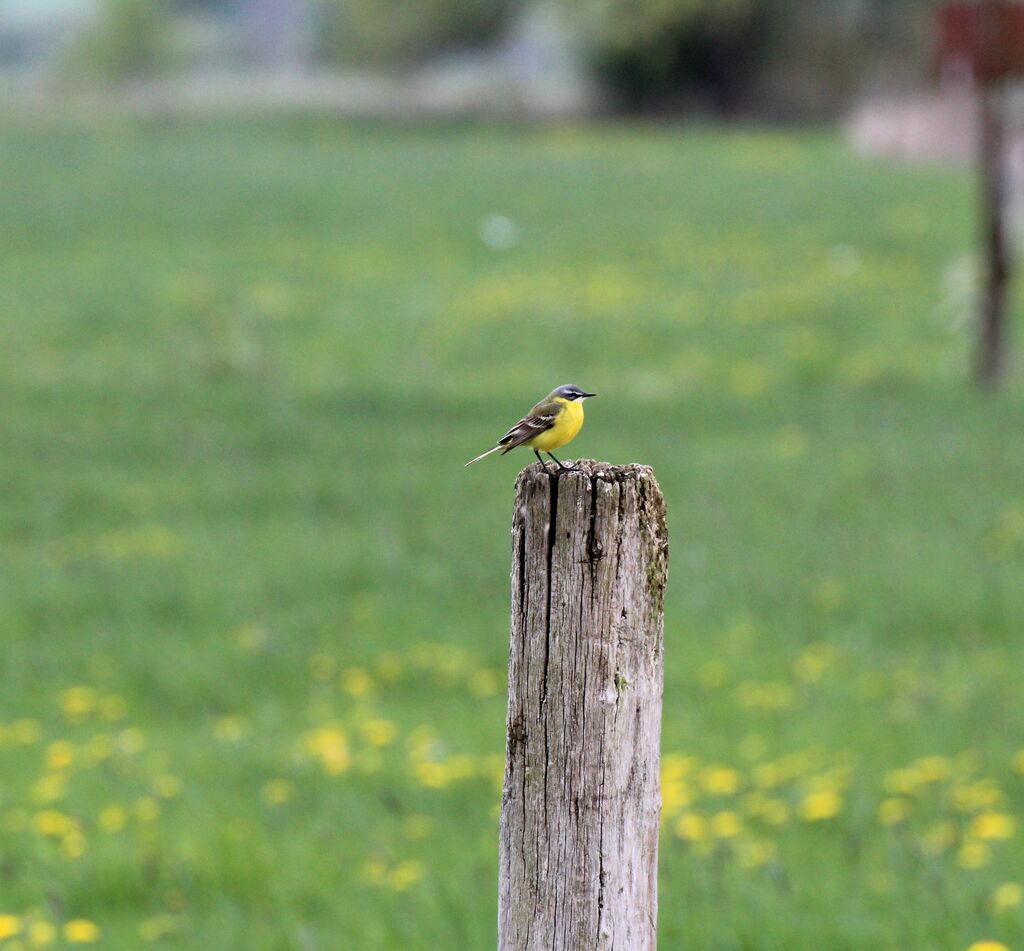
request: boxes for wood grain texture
[499,461,668,951]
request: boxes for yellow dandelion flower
[98,805,126,833]
[661,780,692,816]
[63,919,100,943]
[468,669,502,697]
[958,840,992,869]
[402,815,433,839]
[60,687,97,721]
[696,660,728,689]
[34,810,73,837]
[799,790,841,822]
[361,719,397,748]
[43,741,74,769]
[60,831,87,861]
[967,943,1010,951]
[117,728,145,754]
[950,780,1004,813]
[482,753,505,789]
[233,622,267,651]
[446,755,476,781]
[912,756,951,784]
[992,882,1023,913]
[736,838,777,869]
[31,775,66,805]
[405,725,439,759]
[304,725,351,775]
[743,793,789,825]
[83,734,113,764]
[27,920,56,947]
[884,768,919,796]
[388,859,425,892]
[133,797,160,823]
[878,798,910,826]
[261,778,294,806]
[674,813,706,842]
[792,642,832,684]
[970,813,1015,841]
[138,915,176,942]
[340,667,374,697]
[700,766,740,796]
[921,820,956,855]
[213,716,248,743]
[152,775,182,799]
[661,754,697,783]
[752,763,783,789]
[0,916,23,940]
[361,857,388,886]
[711,811,742,839]
[415,761,449,788]
[11,720,42,744]
[734,681,795,712]
[955,750,983,775]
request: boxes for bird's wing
[499,399,560,453]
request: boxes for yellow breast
[528,398,584,452]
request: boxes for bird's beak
[582,392,596,399]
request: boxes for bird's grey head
[551,384,596,401]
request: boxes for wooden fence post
[499,461,668,951]
[977,74,1012,386]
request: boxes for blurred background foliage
[65,0,179,81]
[565,0,934,113]
[316,0,516,68]
[16,0,940,116]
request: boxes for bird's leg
[534,449,553,474]
[547,452,577,471]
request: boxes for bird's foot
[548,453,578,471]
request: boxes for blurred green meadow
[1,118,1023,950]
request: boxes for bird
[465,384,596,473]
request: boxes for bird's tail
[464,445,503,467]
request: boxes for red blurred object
[939,2,1024,80]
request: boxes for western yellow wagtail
[465,384,596,473]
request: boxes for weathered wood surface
[499,461,668,951]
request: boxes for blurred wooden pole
[498,461,668,951]
[976,36,1012,385]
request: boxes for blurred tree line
[74,0,936,115]
[564,0,935,114]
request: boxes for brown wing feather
[498,399,560,453]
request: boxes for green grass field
[1,117,1023,950]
